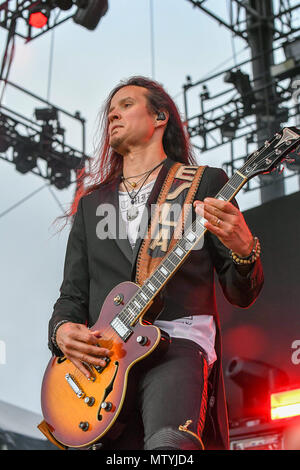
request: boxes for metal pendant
[126,205,139,221]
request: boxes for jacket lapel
[100,178,133,264]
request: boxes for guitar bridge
[65,373,85,399]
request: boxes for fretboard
[110,169,247,340]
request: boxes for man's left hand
[194,197,254,257]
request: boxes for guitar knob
[113,294,124,305]
[79,421,89,432]
[84,396,95,406]
[137,335,148,346]
[101,401,112,411]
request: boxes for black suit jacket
[48,157,264,449]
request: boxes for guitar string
[69,137,296,381]
[84,143,286,341]
[115,144,280,327]
[117,138,295,328]
[91,144,288,344]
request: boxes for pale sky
[0,0,299,416]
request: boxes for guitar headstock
[241,127,300,179]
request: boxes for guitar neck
[114,169,248,329]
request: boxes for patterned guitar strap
[135,162,206,286]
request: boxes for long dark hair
[64,76,196,219]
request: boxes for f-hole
[97,361,119,421]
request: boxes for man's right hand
[55,322,112,379]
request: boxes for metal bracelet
[51,320,70,350]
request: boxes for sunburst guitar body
[41,281,169,449]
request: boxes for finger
[68,348,111,368]
[203,198,238,215]
[72,327,103,346]
[90,329,102,338]
[194,202,224,227]
[67,339,112,358]
[203,219,226,238]
[70,358,93,379]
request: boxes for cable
[47,29,55,102]
[228,0,238,68]
[48,185,67,214]
[149,0,155,79]
[0,17,16,105]
[0,182,49,219]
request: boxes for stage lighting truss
[186,0,300,42]
[183,1,300,192]
[184,70,294,145]
[0,105,89,190]
[184,76,299,191]
[0,0,76,42]
[0,0,109,41]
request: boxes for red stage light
[29,12,48,28]
[271,387,300,420]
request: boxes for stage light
[14,139,37,174]
[226,356,289,420]
[49,161,71,189]
[73,0,108,30]
[271,388,300,420]
[270,58,298,80]
[35,107,58,122]
[220,113,240,139]
[284,37,300,64]
[28,5,50,29]
[271,37,300,80]
[0,129,10,153]
[224,69,255,114]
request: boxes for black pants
[105,338,209,450]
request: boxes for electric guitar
[39,126,300,449]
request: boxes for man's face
[108,85,156,154]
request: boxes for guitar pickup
[93,357,111,374]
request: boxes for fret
[143,284,154,298]
[174,246,185,258]
[114,170,249,331]
[159,265,169,277]
[125,305,136,317]
[217,172,245,201]
[164,256,176,271]
[169,252,183,267]
[150,272,160,291]
[109,128,300,337]
[121,305,136,322]
[168,252,180,265]
[139,291,149,302]
[111,167,247,332]
[146,281,156,293]
[154,271,165,285]
[115,168,248,331]
[185,231,197,243]
[133,299,142,309]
